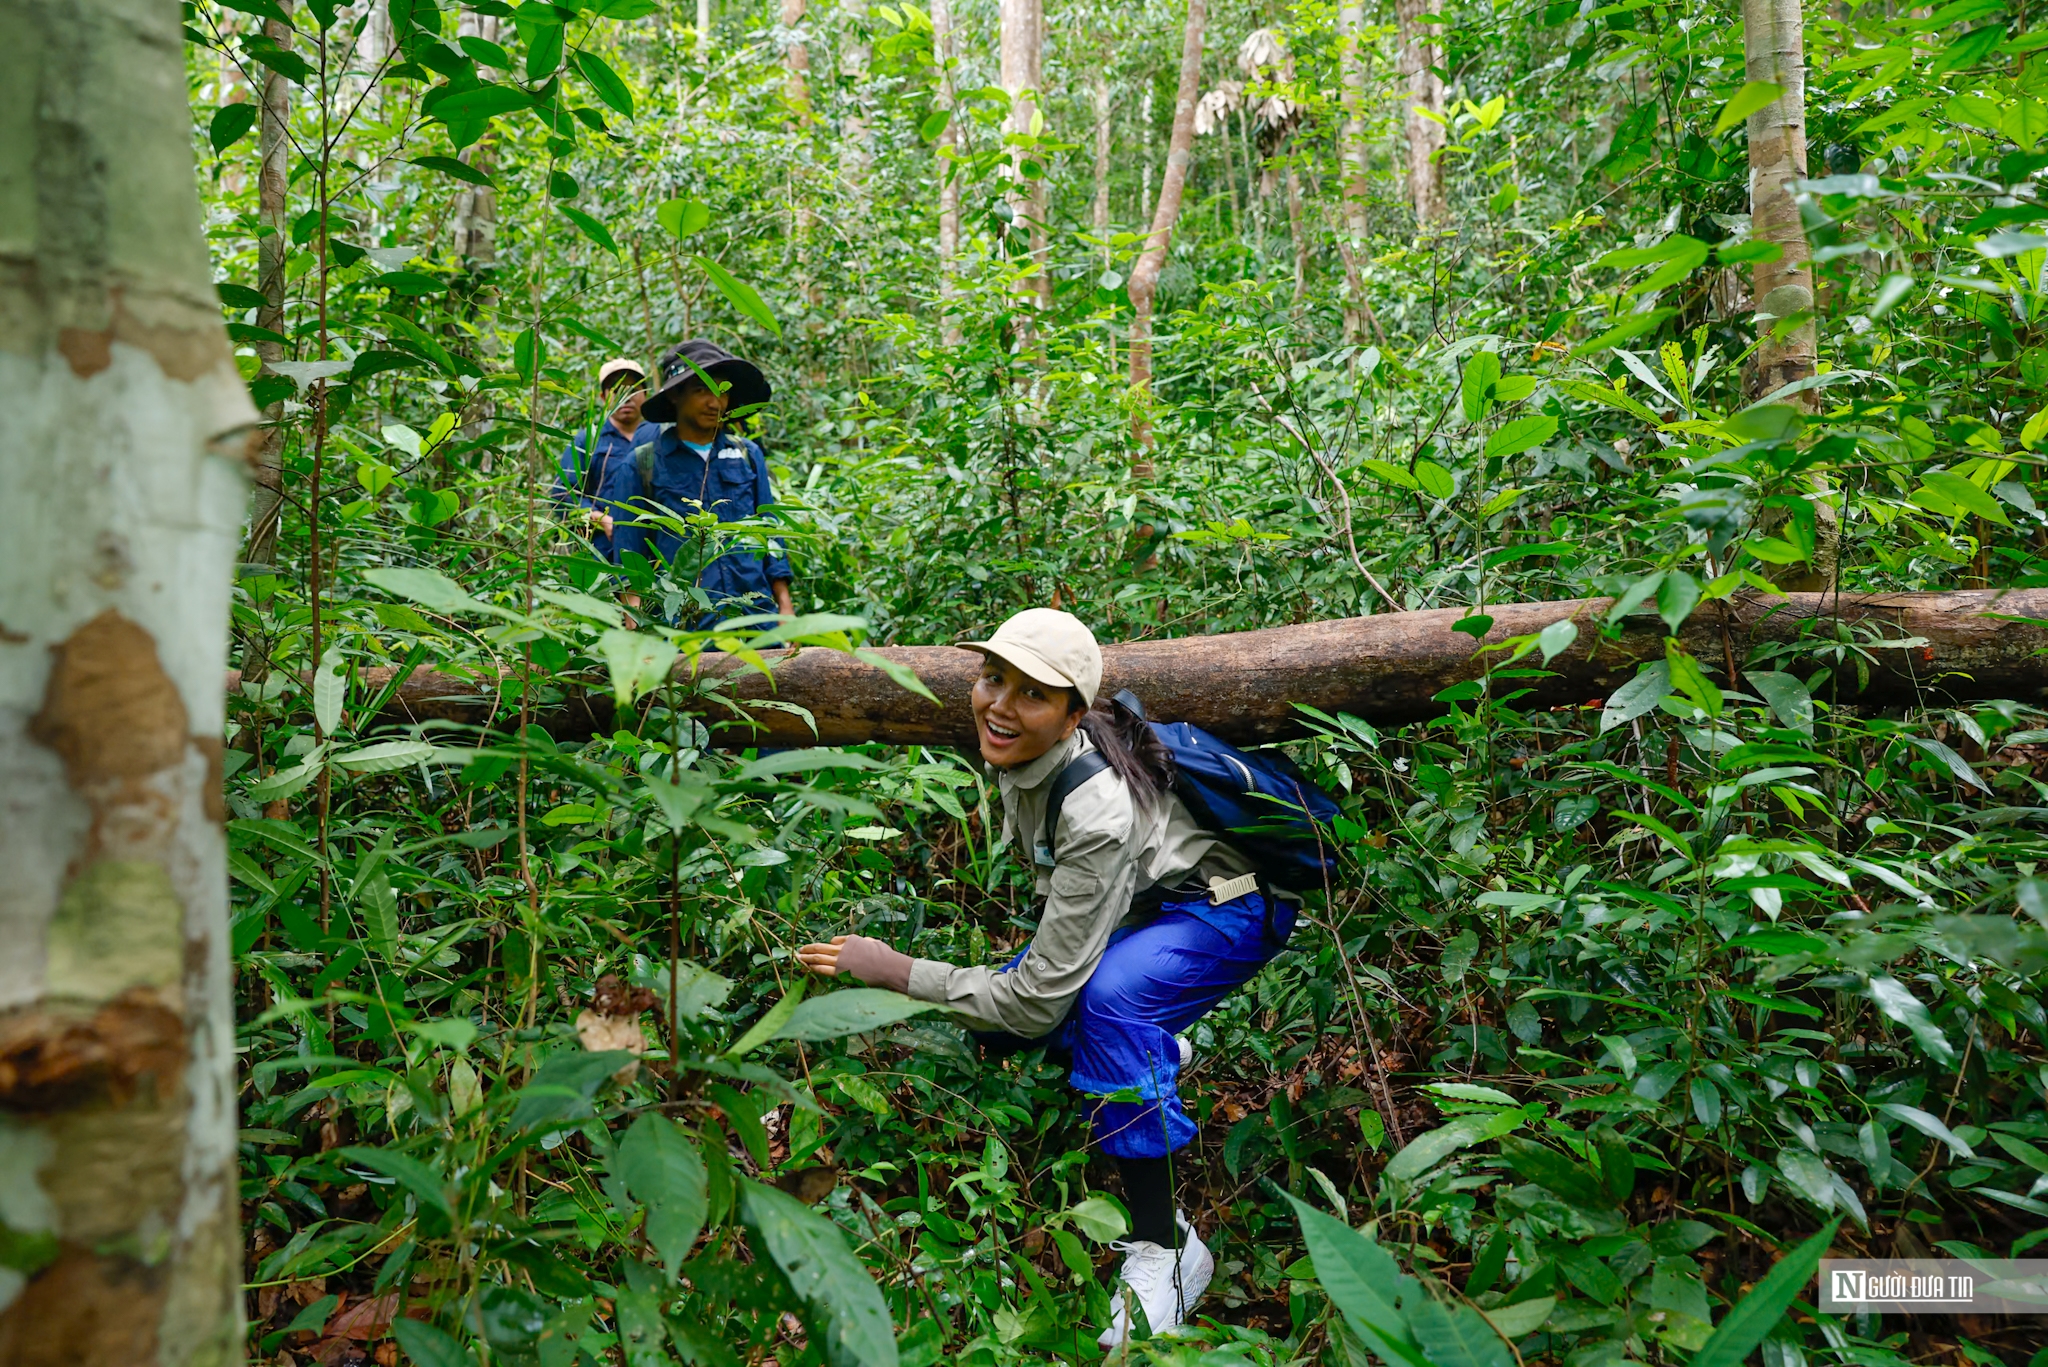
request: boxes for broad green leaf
[313,649,345,735]
[616,1115,709,1278]
[392,1320,470,1367]
[1066,1196,1127,1242]
[1600,660,1671,733]
[1284,1194,1432,1367]
[1383,1110,1528,1183]
[1920,470,2012,526]
[559,205,620,255]
[573,49,634,115]
[1745,670,1814,736]
[1424,1082,1522,1107]
[1361,458,1420,490]
[1407,1298,1514,1367]
[741,1182,900,1367]
[1714,80,1782,136]
[1691,1078,1722,1127]
[695,256,783,339]
[728,980,807,1055]
[1657,570,1700,632]
[657,198,712,241]
[334,740,435,773]
[851,647,943,707]
[1537,618,1579,663]
[1775,1147,1836,1210]
[1876,1101,1974,1157]
[210,102,257,154]
[337,1144,453,1220]
[775,989,934,1041]
[1498,1136,1616,1208]
[1461,350,1503,423]
[430,83,533,124]
[647,959,734,1023]
[599,628,679,708]
[507,1050,637,1130]
[357,867,399,956]
[1691,1219,1841,1367]
[363,566,488,615]
[1415,460,1457,500]
[1479,1296,1554,1340]
[246,755,323,802]
[1483,414,1558,460]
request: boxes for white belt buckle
[1209,872,1259,905]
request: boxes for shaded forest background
[174,0,2048,1363]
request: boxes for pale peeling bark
[1742,0,1836,590]
[696,0,710,57]
[0,0,255,1362]
[243,2,292,571]
[1127,0,1207,457]
[1743,0,1815,402]
[999,0,1051,311]
[933,0,962,345]
[1394,0,1447,230]
[1092,65,1113,258]
[1338,0,1370,239]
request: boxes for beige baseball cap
[961,609,1103,707]
[598,357,646,390]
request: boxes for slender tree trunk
[782,0,811,121]
[245,2,293,570]
[1338,0,1370,240]
[999,0,1050,312]
[1127,0,1207,459]
[933,0,962,346]
[1093,64,1114,263]
[1742,0,1835,589]
[696,0,710,57]
[450,15,498,266]
[839,0,871,183]
[0,1,255,1362]
[1744,0,1815,403]
[1394,0,1448,229]
[1142,83,1156,229]
[1286,163,1309,311]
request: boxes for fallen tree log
[225,589,2048,748]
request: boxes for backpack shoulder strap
[1041,749,1111,862]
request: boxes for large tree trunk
[999,0,1051,312]
[1394,0,1447,230]
[0,1,256,1361]
[1127,0,1207,458]
[1093,64,1113,259]
[933,0,962,345]
[1743,0,1815,403]
[258,590,2048,748]
[1338,0,1370,240]
[244,1,293,570]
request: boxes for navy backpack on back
[1044,689,1343,892]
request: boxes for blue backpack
[1044,690,1343,893]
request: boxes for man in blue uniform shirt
[549,357,646,561]
[611,339,795,627]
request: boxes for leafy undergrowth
[230,576,2048,1367]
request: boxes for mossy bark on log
[227,590,2048,748]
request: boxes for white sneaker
[1176,1035,1194,1069]
[1096,1215,1214,1348]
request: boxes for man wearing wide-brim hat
[612,339,795,627]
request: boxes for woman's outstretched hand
[797,935,851,977]
[796,935,916,992]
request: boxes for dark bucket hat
[640,339,771,423]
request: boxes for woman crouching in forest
[797,608,1295,1346]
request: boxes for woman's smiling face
[971,655,1080,768]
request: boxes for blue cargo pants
[979,888,1294,1158]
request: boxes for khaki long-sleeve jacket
[903,730,1252,1037]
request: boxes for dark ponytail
[1073,692,1175,808]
